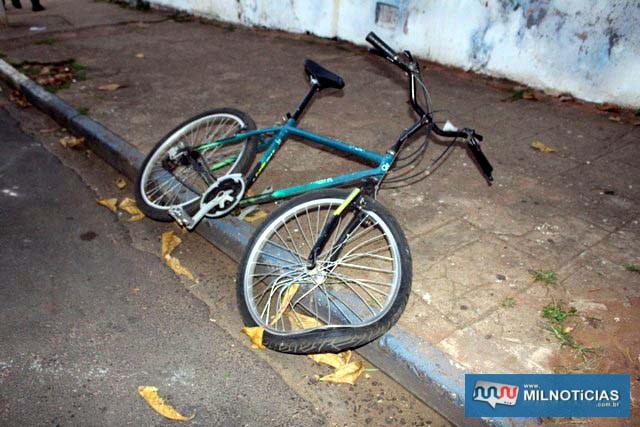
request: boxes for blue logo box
[465,374,630,418]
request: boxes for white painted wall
[150,0,640,108]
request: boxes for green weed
[531,270,558,285]
[624,264,640,273]
[501,297,516,308]
[35,38,59,46]
[541,301,597,363]
[77,107,90,115]
[70,61,87,81]
[45,81,71,93]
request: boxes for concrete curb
[1,58,527,427]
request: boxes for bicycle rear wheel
[135,108,258,221]
[237,189,412,354]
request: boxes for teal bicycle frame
[196,117,395,207]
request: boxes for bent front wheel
[237,189,412,354]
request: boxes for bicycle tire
[237,189,412,354]
[135,108,258,221]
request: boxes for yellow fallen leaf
[160,231,194,280]
[119,197,145,221]
[319,360,364,385]
[522,90,537,100]
[59,136,85,149]
[270,283,299,326]
[97,83,125,91]
[97,198,118,213]
[128,213,145,222]
[164,256,195,281]
[309,350,352,369]
[138,386,194,421]
[285,311,323,330]
[608,115,621,123]
[241,326,266,350]
[115,177,127,189]
[135,53,145,58]
[531,140,556,153]
[161,231,181,258]
[120,197,142,215]
[243,209,268,223]
[597,103,621,113]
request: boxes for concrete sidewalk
[1,0,638,424]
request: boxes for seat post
[291,81,319,122]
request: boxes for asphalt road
[0,112,325,426]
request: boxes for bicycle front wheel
[135,108,258,221]
[237,189,412,354]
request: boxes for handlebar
[366,32,399,63]
[367,32,494,184]
[366,31,414,73]
[467,136,494,182]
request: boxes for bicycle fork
[306,188,366,270]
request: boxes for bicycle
[135,32,494,354]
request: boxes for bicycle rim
[140,113,249,212]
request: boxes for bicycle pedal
[169,207,196,230]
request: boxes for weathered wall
[150,0,640,108]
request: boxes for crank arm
[169,189,234,230]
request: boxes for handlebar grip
[467,139,494,182]
[366,32,398,61]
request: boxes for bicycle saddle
[304,59,345,90]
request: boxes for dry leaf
[319,360,364,385]
[97,198,118,213]
[120,197,142,215]
[128,213,145,222]
[164,256,195,280]
[285,311,323,330]
[309,351,352,369]
[241,326,266,350]
[161,231,181,258]
[115,177,127,189]
[160,231,194,280]
[531,141,556,153]
[10,90,30,108]
[558,93,574,102]
[270,283,299,326]
[59,136,85,149]
[138,386,194,421]
[243,209,268,223]
[522,90,537,100]
[135,53,145,58]
[597,103,621,113]
[119,197,145,221]
[97,83,125,91]
[608,115,622,123]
